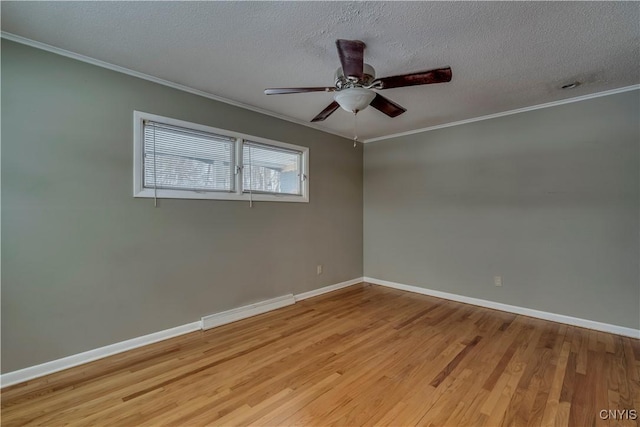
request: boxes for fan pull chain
[353,112,358,148]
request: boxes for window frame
[133,111,309,203]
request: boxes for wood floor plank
[2,283,638,426]
[541,340,572,426]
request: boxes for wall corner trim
[363,276,640,339]
[0,277,364,388]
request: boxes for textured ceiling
[2,1,639,140]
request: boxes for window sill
[134,188,309,203]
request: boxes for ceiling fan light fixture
[334,87,376,113]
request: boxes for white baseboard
[0,321,202,388]
[364,276,640,339]
[1,277,364,388]
[201,277,365,329]
[201,294,296,330]
[7,275,633,388]
[294,277,364,301]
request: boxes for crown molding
[3,32,638,145]
[363,84,640,143]
[1,32,352,141]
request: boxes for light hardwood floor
[2,283,639,426]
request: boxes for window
[243,141,303,196]
[133,111,309,202]
[143,122,235,193]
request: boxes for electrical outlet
[494,276,502,287]
[317,265,323,275]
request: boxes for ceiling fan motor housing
[335,63,376,89]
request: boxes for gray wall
[364,90,639,330]
[1,40,363,373]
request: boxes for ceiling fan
[264,39,452,122]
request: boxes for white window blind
[243,141,302,195]
[134,111,309,203]
[143,121,235,192]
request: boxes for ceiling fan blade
[311,101,340,122]
[336,39,365,79]
[374,67,452,90]
[370,93,407,118]
[264,87,335,95]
